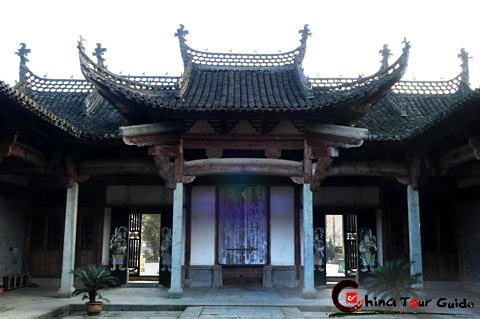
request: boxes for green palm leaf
[71,265,118,303]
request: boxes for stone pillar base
[212,265,222,287]
[168,287,183,298]
[302,287,317,299]
[263,266,273,288]
[57,287,75,298]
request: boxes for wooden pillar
[168,182,184,298]
[407,185,423,288]
[57,182,79,298]
[302,183,317,299]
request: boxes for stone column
[375,209,383,266]
[57,182,79,298]
[168,182,184,298]
[101,208,112,266]
[407,185,423,288]
[302,183,317,299]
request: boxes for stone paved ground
[1,287,479,319]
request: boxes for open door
[127,213,142,277]
[343,214,358,278]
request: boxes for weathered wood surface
[304,123,369,139]
[184,158,303,177]
[122,132,180,147]
[79,159,157,176]
[326,161,408,178]
[119,122,183,137]
[439,137,480,175]
[183,138,304,150]
[218,186,267,265]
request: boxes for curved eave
[78,40,408,121]
[0,80,82,138]
[78,42,179,122]
[309,45,410,123]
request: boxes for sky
[1,0,479,88]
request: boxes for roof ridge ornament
[379,44,392,70]
[93,43,107,68]
[175,24,190,68]
[402,37,411,51]
[297,24,311,65]
[15,43,31,81]
[458,48,470,85]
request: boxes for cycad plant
[363,259,422,301]
[72,265,118,303]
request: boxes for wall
[270,186,295,265]
[190,186,216,265]
[314,186,379,207]
[106,185,172,206]
[459,200,480,285]
[0,194,27,277]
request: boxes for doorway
[218,185,268,286]
[325,214,345,278]
[128,213,161,282]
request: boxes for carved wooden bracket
[206,148,223,158]
[265,148,282,159]
[311,157,334,192]
[469,137,480,160]
[153,156,176,189]
[407,156,422,190]
[0,131,17,162]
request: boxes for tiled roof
[357,75,479,140]
[78,40,409,124]
[0,80,81,138]
[13,69,131,139]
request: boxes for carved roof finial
[78,35,86,50]
[15,43,31,65]
[175,24,190,68]
[458,48,470,85]
[402,37,411,51]
[175,24,189,42]
[299,24,311,45]
[15,43,31,81]
[297,24,311,65]
[379,44,392,69]
[93,43,107,67]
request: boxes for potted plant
[363,259,422,302]
[72,265,118,316]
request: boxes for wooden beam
[307,133,364,148]
[304,123,369,139]
[0,132,17,161]
[183,138,304,150]
[10,143,47,167]
[122,132,180,147]
[119,122,183,137]
[439,137,480,175]
[183,158,303,177]
[326,161,408,178]
[79,159,157,176]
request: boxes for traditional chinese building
[1,25,479,298]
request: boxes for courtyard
[0,286,479,319]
